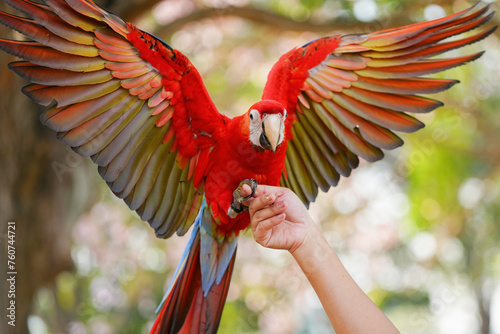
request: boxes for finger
[255,213,286,235]
[240,183,269,199]
[251,200,288,228]
[246,184,280,199]
[240,184,259,207]
[248,192,276,216]
[240,184,253,198]
[241,184,272,207]
[253,184,282,198]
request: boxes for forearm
[291,226,399,334]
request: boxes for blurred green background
[0,0,499,333]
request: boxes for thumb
[240,184,253,198]
[241,184,275,206]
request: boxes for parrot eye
[249,109,259,121]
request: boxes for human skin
[241,184,400,334]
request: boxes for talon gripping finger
[228,179,259,218]
[238,179,258,202]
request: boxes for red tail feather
[151,228,237,334]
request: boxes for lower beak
[262,114,282,153]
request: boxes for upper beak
[261,114,282,153]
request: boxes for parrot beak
[260,114,282,153]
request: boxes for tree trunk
[0,3,95,333]
[0,1,158,331]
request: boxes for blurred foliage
[17,0,500,334]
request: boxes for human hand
[243,185,400,334]
[241,184,315,253]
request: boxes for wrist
[288,214,316,254]
[290,220,333,265]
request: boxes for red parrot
[0,0,496,332]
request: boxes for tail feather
[152,221,238,334]
[159,231,202,332]
[200,253,236,332]
[179,252,236,334]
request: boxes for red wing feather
[0,0,225,238]
[9,61,113,85]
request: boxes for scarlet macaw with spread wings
[0,0,495,332]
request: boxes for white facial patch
[248,109,287,150]
[249,109,263,147]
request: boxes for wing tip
[470,50,486,62]
[363,150,384,163]
[439,79,460,93]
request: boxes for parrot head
[247,100,287,153]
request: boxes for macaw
[0,0,495,332]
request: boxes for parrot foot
[228,179,258,219]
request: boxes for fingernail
[277,213,286,219]
[277,201,285,209]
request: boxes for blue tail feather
[156,197,238,309]
[199,204,239,296]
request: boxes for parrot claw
[228,179,258,219]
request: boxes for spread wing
[262,3,496,205]
[0,0,228,238]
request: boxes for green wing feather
[270,3,496,206]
